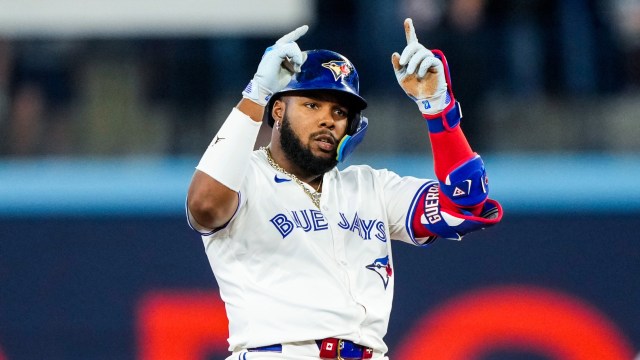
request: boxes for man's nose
[318,108,336,129]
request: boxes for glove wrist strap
[423,101,462,133]
[242,79,273,107]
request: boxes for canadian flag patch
[319,338,339,358]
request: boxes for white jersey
[189,149,434,354]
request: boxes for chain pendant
[310,192,321,208]
[262,147,322,209]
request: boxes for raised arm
[187,25,308,231]
[392,18,502,241]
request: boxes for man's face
[276,92,352,175]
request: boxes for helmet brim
[264,89,367,128]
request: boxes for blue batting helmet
[265,49,369,162]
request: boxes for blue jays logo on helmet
[264,50,369,162]
[366,255,393,289]
[321,61,353,81]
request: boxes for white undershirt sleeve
[195,107,262,192]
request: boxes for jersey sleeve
[373,168,436,246]
[186,191,245,236]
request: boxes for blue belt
[248,338,373,359]
[247,344,283,352]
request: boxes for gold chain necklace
[262,146,323,208]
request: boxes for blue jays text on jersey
[270,209,387,242]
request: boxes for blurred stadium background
[1,0,639,359]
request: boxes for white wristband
[196,108,262,192]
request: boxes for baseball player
[187,18,502,360]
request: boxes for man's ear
[272,99,285,121]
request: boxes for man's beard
[279,113,338,176]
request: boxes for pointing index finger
[404,18,418,44]
[276,25,309,44]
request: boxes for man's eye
[305,103,318,109]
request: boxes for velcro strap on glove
[424,100,462,133]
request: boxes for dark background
[1,211,638,359]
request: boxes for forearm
[236,98,266,123]
[427,117,485,216]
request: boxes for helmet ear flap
[348,112,361,135]
[336,115,368,162]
